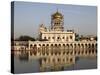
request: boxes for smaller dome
[40,24,44,27]
[52,11,63,19]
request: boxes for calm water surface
[14,56,97,73]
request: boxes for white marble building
[39,10,75,42]
[12,10,97,60]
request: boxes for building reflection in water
[12,45,97,72]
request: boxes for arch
[92,50,94,54]
[55,44,57,47]
[62,36,65,39]
[55,52,57,55]
[70,58,73,62]
[70,44,73,49]
[48,37,50,39]
[30,44,33,47]
[59,52,61,55]
[88,43,91,48]
[39,44,41,46]
[92,44,94,48]
[58,58,60,62]
[85,51,87,54]
[34,44,37,47]
[95,43,97,48]
[70,35,72,39]
[44,58,46,62]
[51,44,53,46]
[75,50,77,55]
[70,51,73,55]
[44,36,46,39]
[63,44,65,46]
[66,44,69,46]
[89,50,91,54]
[42,44,45,46]
[81,44,84,48]
[74,44,76,48]
[46,44,49,46]
[76,43,80,49]
[78,43,80,47]
[66,44,69,49]
[85,44,88,48]
[59,44,61,46]
[78,51,80,55]
[66,51,69,55]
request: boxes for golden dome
[52,11,63,19]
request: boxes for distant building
[80,35,97,41]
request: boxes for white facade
[41,31,75,42]
[39,10,75,42]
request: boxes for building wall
[41,32,75,42]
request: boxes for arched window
[74,44,76,48]
[43,44,45,46]
[34,44,37,47]
[44,36,46,39]
[63,37,64,39]
[57,37,60,39]
[47,44,49,46]
[63,44,65,46]
[52,37,55,39]
[39,44,41,46]
[58,58,60,62]
[70,58,72,62]
[88,44,91,48]
[70,35,72,39]
[81,44,84,48]
[51,44,53,46]
[55,44,57,47]
[70,44,73,48]
[59,44,61,46]
[30,44,32,47]
[48,37,50,39]
[92,44,94,48]
[66,37,68,41]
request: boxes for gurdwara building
[39,10,75,42]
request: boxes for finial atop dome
[52,9,63,19]
[57,8,58,12]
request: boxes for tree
[18,35,36,41]
[75,33,80,41]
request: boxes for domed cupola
[52,10,63,19]
[51,10,64,31]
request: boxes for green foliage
[18,35,36,41]
[75,33,80,41]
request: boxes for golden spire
[52,9,63,19]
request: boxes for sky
[13,1,97,38]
